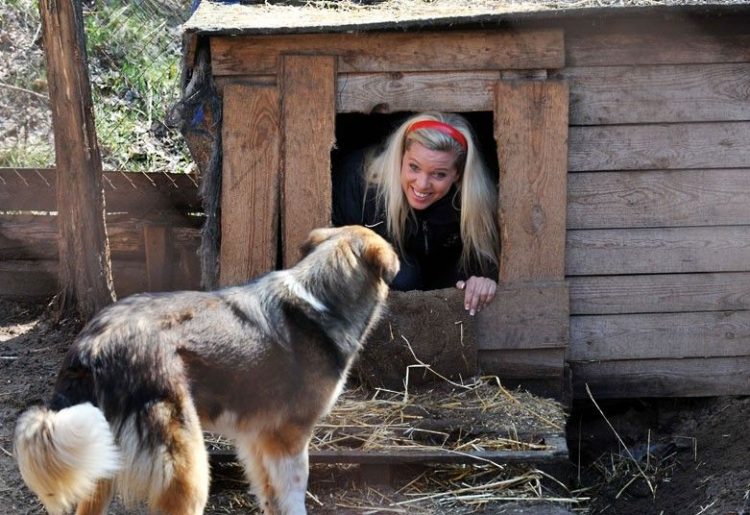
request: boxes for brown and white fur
[14,225,399,515]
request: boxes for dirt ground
[2,297,750,514]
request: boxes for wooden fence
[0,168,202,298]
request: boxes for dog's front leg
[235,436,278,514]
[262,444,309,515]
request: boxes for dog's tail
[14,403,120,515]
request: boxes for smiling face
[399,141,460,210]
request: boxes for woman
[333,112,499,315]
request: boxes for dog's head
[300,226,400,284]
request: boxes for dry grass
[204,376,584,512]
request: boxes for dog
[14,225,399,515]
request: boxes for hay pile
[205,377,584,513]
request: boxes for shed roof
[184,0,747,35]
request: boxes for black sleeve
[332,148,368,227]
[462,253,499,282]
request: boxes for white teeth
[412,188,430,199]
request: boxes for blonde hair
[364,112,499,276]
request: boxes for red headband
[406,120,468,151]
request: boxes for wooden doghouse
[179,2,750,400]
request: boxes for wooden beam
[211,29,563,76]
[567,31,750,67]
[566,63,750,125]
[0,168,200,214]
[570,272,750,315]
[571,357,750,399]
[568,169,750,230]
[566,226,750,276]
[220,84,280,286]
[479,348,566,379]
[477,281,568,350]
[0,214,200,261]
[568,122,750,172]
[280,55,336,267]
[495,80,569,282]
[569,311,750,361]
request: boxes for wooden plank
[495,80,569,282]
[0,214,201,261]
[568,122,750,172]
[210,29,564,76]
[479,348,566,379]
[0,168,200,213]
[566,226,750,276]
[0,259,163,299]
[337,71,500,113]
[211,434,568,465]
[568,169,750,230]
[477,281,568,350]
[566,63,750,125]
[144,225,172,292]
[570,272,750,315]
[567,32,750,68]
[571,357,750,399]
[220,84,280,286]
[569,311,750,361]
[281,55,336,267]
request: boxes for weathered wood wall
[563,17,750,398]
[0,168,202,298]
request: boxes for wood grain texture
[566,226,750,276]
[281,55,336,267]
[479,348,566,379]
[144,225,172,292]
[571,357,750,399]
[477,281,569,350]
[220,84,280,286]
[568,122,750,172]
[569,311,750,361]
[337,71,500,113]
[0,214,200,261]
[0,258,200,299]
[0,170,200,221]
[566,63,750,125]
[210,29,563,76]
[495,80,569,282]
[569,272,750,315]
[567,169,750,230]
[566,31,750,67]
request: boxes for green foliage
[0,0,192,173]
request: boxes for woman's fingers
[459,276,497,315]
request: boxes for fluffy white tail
[14,403,121,515]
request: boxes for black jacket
[332,148,498,291]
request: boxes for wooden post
[144,225,172,292]
[477,79,570,399]
[495,80,569,282]
[280,55,336,267]
[39,0,115,319]
[219,84,281,286]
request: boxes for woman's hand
[456,276,497,316]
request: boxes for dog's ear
[300,227,340,258]
[359,231,400,284]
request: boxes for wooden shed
[177,1,750,401]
